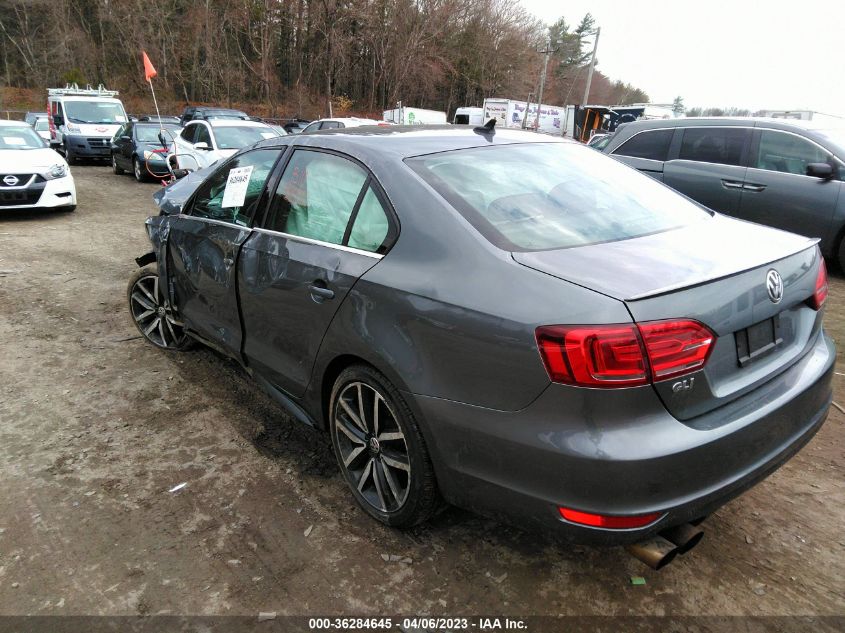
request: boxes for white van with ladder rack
[47,84,127,163]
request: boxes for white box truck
[382,106,447,125]
[47,84,128,163]
[453,107,484,126]
[482,98,564,135]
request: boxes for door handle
[721,179,744,190]
[743,183,767,192]
[309,282,335,301]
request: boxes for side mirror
[193,142,210,151]
[806,162,834,179]
[120,135,131,141]
[53,114,64,126]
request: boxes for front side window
[264,150,367,245]
[190,149,283,225]
[301,122,321,134]
[679,127,747,166]
[180,125,197,143]
[408,142,710,251]
[755,130,830,175]
[195,124,212,147]
[613,128,673,161]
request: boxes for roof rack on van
[47,83,120,98]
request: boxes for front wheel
[64,142,76,165]
[133,157,146,182]
[329,365,440,527]
[112,154,124,175]
[127,266,193,351]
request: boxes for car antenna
[473,118,496,135]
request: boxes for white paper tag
[221,165,254,208]
[260,132,276,139]
[3,137,26,145]
[115,115,126,122]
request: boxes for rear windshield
[407,142,709,251]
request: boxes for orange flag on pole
[142,51,157,82]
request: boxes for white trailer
[382,106,447,125]
[481,98,564,135]
[759,110,845,126]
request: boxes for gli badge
[766,269,783,304]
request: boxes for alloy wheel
[133,158,143,181]
[129,272,188,349]
[333,381,411,513]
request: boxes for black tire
[329,364,440,527]
[64,142,76,165]
[837,237,845,274]
[127,266,193,351]
[112,154,124,175]
[133,157,146,182]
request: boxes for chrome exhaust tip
[626,535,679,570]
[661,523,705,555]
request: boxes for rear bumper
[65,134,112,157]
[411,330,834,544]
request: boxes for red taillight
[637,320,714,381]
[559,507,662,529]
[811,259,828,310]
[535,325,648,387]
[536,319,715,388]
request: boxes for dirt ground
[0,164,843,620]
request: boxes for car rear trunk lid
[513,214,823,420]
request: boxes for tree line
[0,0,650,118]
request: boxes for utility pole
[581,27,601,107]
[521,92,534,129]
[534,38,559,130]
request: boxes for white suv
[171,119,281,170]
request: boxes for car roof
[618,115,840,132]
[203,119,270,128]
[254,124,570,160]
[0,120,33,127]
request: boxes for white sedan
[300,117,394,133]
[171,119,282,170]
[0,120,76,212]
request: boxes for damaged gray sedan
[129,125,834,569]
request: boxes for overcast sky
[519,0,845,117]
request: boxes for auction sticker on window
[221,165,254,208]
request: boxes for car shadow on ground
[166,345,587,557]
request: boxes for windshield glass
[407,142,710,251]
[136,124,181,143]
[817,129,845,156]
[64,100,126,124]
[35,119,49,132]
[0,126,46,149]
[213,126,279,149]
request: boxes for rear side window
[347,186,391,253]
[679,127,747,166]
[613,128,673,161]
[265,150,367,245]
[408,143,709,251]
[755,130,830,175]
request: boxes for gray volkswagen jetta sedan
[129,125,833,566]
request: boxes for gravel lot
[0,164,843,620]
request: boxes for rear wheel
[329,365,440,527]
[112,154,124,175]
[127,266,192,351]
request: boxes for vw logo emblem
[766,269,783,304]
[3,175,19,186]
